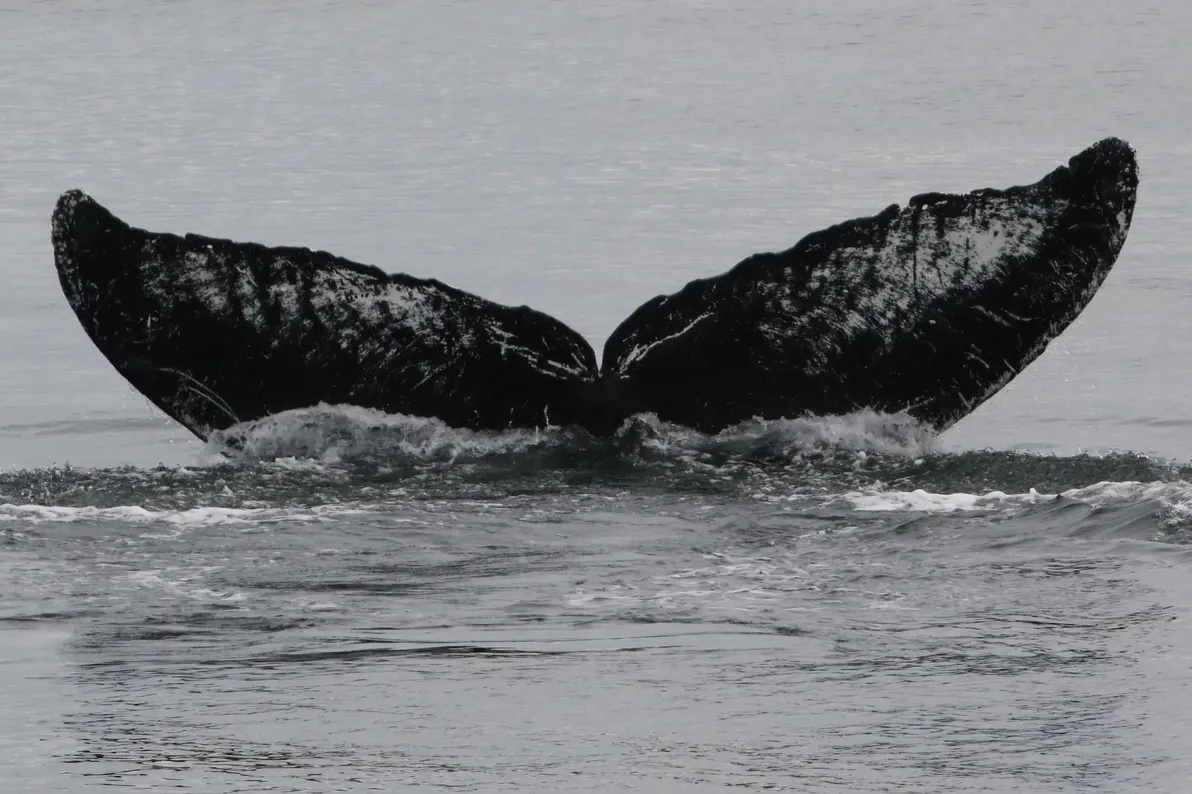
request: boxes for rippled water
[5,1,1192,791]
[5,414,1192,792]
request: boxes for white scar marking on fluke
[150,248,446,361]
[156,366,239,423]
[613,188,1063,378]
[489,324,587,377]
[618,311,714,369]
[1115,207,1130,247]
[129,234,595,394]
[789,197,1052,352]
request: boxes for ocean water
[3,0,1192,791]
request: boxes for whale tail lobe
[600,137,1138,432]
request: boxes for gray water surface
[4,1,1192,791]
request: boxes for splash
[644,409,939,460]
[203,403,593,464]
[3,406,1189,524]
[202,403,940,466]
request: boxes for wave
[0,502,381,527]
[1,405,1190,537]
[4,474,1191,548]
[838,480,1192,514]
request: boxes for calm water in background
[4,1,1192,791]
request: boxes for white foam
[844,489,1046,513]
[641,408,940,462]
[197,401,942,465]
[839,480,1192,514]
[120,569,247,603]
[0,502,377,526]
[203,402,582,463]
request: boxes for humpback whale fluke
[51,138,1138,442]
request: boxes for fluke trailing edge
[51,138,1138,441]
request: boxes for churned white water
[4,1,1192,791]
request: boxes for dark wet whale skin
[51,138,1137,440]
[602,137,1138,432]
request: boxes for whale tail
[599,137,1138,432]
[51,138,1138,441]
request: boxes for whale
[51,137,1138,441]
